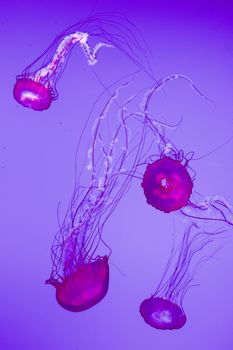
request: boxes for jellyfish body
[47,256,109,312]
[13,78,53,111]
[140,297,186,330]
[46,81,156,311]
[13,31,110,111]
[136,74,233,225]
[14,13,153,111]
[139,223,225,330]
[138,77,233,225]
[141,157,193,213]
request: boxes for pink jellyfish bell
[13,78,53,111]
[49,256,109,312]
[141,156,193,213]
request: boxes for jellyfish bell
[13,78,53,111]
[141,156,193,213]
[140,297,186,330]
[46,256,109,312]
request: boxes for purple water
[1,1,233,349]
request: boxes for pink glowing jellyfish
[137,75,198,214]
[141,144,233,224]
[13,13,153,111]
[126,74,233,226]
[139,223,225,330]
[141,156,193,213]
[45,80,153,311]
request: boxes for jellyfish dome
[140,297,186,330]
[13,78,53,111]
[141,157,193,213]
[48,256,109,312]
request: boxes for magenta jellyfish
[54,256,109,312]
[13,13,153,111]
[136,75,199,214]
[126,74,233,225]
[139,223,225,330]
[13,31,110,111]
[45,80,152,311]
[141,156,193,213]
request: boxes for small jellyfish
[13,31,111,111]
[141,156,193,213]
[140,297,186,330]
[46,81,151,311]
[13,13,153,111]
[139,223,225,330]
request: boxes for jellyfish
[139,223,225,330]
[13,32,111,111]
[53,255,109,312]
[135,75,199,214]
[141,156,193,213]
[140,297,186,330]
[45,79,153,311]
[13,13,153,111]
[124,74,233,226]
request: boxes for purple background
[1,1,233,349]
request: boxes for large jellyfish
[139,223,225,330]
[13,13,153,111]
[45,79,154,311]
